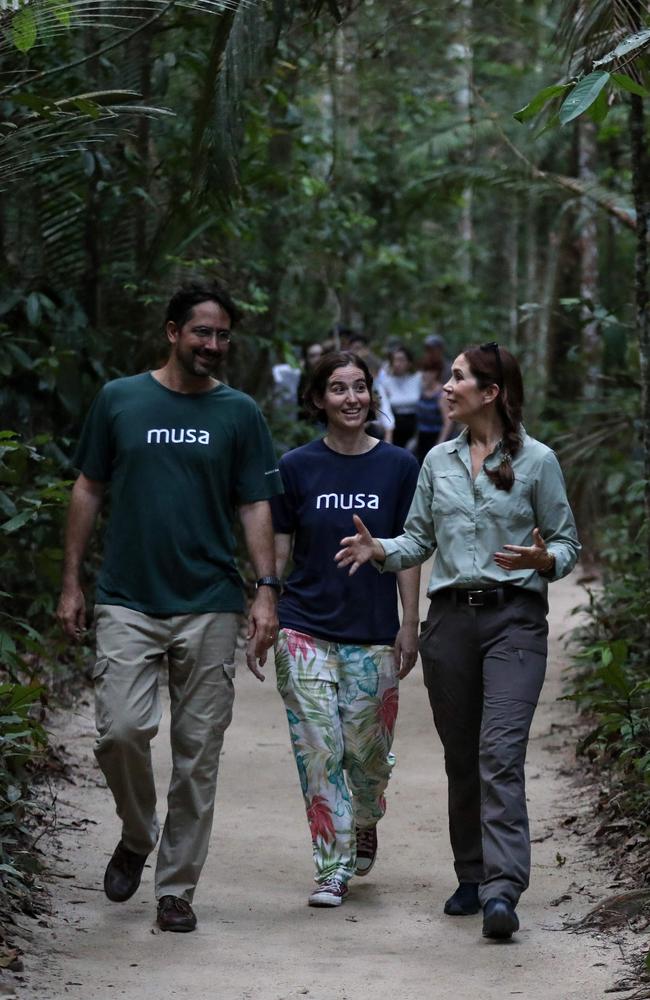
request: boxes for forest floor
[3,572,640,1000]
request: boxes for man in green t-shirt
[56,282,283,933]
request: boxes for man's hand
[494,528,555,574]
[245,589,279,681]
[393,622,419,679]
[335,515,385,576]
[56,585,86,641]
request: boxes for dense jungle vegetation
[0,0,648,949]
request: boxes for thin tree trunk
[451,0,473,285]
[506,197,520,344]
[536,208,571,408]
[134,28,152,280]
[578,118,600,396]
[629,91,650,563]
[629,1,650,563]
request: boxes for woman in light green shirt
[335,342,580,942]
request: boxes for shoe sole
[308,893,346,907]
[354,857,376,878]
[104,875,142,903]
[157,921,197,932]
[444,902,480,916]
[482,911,519,939]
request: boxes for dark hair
[463,343,524,492]
[303,351,377,425]
[348,333,369,347]
[391,344,414,367]
[164,281,242,330]
[302,341,323,363]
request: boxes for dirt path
[13,573,621,1000]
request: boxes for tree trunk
[450,0,474,286]
[628,0,650,564]
[578,118,600,396]
[629,91,650,563]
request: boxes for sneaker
[156,895,197,933]
[308,878,348,907]
[103,841,148,902]
[354,825,378,877]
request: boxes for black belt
[435,586,519,608]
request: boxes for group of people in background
[274,328,453,463]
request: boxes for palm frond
[0,0,254,59]
[189,0,287,198]
[555,0,642,73]
[0,97,173,188]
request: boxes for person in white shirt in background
[377,345,422,449]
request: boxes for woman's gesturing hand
[335,514,385,576]
[494,527,555,574]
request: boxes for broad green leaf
[0,632,16,657]
[534,111,561,137]
[6,343,33,369]
[1,509,35,534]
[72,98,103,120]
[0,492,17,517]
[46,0,72,26]
[25,292,41,326]
[594,29,650,68]
[11,6,38,53]
[559,72,611,125]
[513,83,572,123]
[8,94,56,119]
[611,73,650,98]
[588,88,610,124]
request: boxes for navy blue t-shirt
[271,439,419,644]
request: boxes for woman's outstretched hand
[494,527,555,574]
[335,514,385,576]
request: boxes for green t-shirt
[75,373,283,615]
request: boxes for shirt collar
[444,425,527,456]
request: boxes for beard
[177,345,224,378]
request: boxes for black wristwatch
[256,575,282,593]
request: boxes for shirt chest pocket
[483,473,532,522]
[432,472,471,517]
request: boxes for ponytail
[463,343,524,492]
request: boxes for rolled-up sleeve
[377,460,437,572]
[533,450,581,581]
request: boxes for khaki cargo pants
[93,604,239,903]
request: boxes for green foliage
[569,561,650,826]
[0,431,70,633]
[0,682,48,902]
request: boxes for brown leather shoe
[156,895,197,932]
[104,841,148,902]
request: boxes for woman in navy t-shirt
[271,351,420,908]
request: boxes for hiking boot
[443,882,480,916]
[103,841,148,902]
[354,825,378,877]
[308,878,348,908]
[156,895,197,933]
[482,898,519,940]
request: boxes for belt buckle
[467,590,485,607]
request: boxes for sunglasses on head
[479,341,503,387]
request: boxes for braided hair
[463,343,524,492]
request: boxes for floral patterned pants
[275,628,399,885]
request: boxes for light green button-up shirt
[378,429,580,599]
